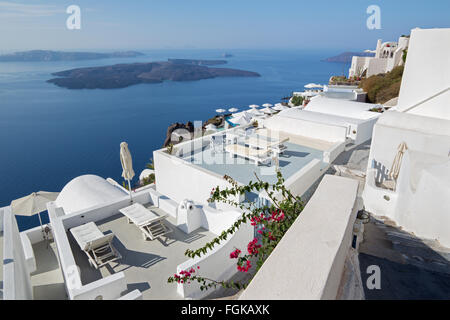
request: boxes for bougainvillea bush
[168,171,304,292]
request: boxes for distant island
[322,51,375,63]
[0,50,145,62]
[47,59,260,89]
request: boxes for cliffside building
[349,36,410,78]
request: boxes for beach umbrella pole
[127,179,133,203]
[37,212,45,240]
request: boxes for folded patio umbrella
[120,141,135,202]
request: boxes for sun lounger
[119,203,172,241]
[225,144,274,166]
[70,222,121,269]
[246,137,289,154]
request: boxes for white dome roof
[55,175,127,214]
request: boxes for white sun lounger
[225,144,274,166]
[119,203,172,241]
[70,222,121,269]
[246,137,289,154]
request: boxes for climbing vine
[168,171,304,291]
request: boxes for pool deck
[27,205,219,300]
[183,129,329,185]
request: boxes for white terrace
[1,175,253,300]
[153,121,350,208]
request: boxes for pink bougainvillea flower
[229,248,241,259]
[247,238,262,255]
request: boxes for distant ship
[222,53,233,58]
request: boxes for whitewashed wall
[349,56,371,77]
[353,117,377,145]
[154,149,237,206]
[363,111,450,246]
[283,159,323,197]
[397,28,450,120]
[176,217,254,299]
[71,272,127,300]
[2,206,33,300]
[239,175,359,299]
[367,58,388,77]
[264,116,347,143]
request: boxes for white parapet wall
[273,106,380,146]
[263,114,347,143]
[154,149,239,207]
[71,272,127,300]
[176,209,254,299]
[1,206,34,300]
[323,141,346,164]
[283,159,323,197]
[239,175,359,300]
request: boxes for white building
[362,27,450,246]
[270,99,381,145]
[349,36,410,78]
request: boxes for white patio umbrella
[304,83,323,89]
[120,142,135,202]
[262,103,273,108]
[228,107,239,113]
[247,108,264,116]
[230,112,252,126]
[215,108,226,114]
[11,191,59,239]
[273,103,289,111]
[262,106,276,114]
[249,104,260,109]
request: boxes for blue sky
[0,0,449,52]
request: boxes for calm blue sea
[0,49,349,230]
